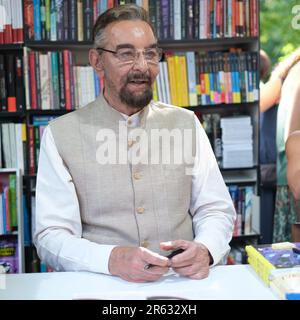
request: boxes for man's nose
[132,52,149,71]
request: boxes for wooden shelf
[159,37,258,50]
[0,111,25,118]
[0,44,23,51]
[26,109,74,116]
[24,41,93,50]
[187,102,258,113]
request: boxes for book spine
[148,0,157,37]
[0,0,4,44]
[186,0,194,39]
[63,50,71,110]
[50,52,60,109]
[56,0,64,41]
[15,55,25,111]
[35,51,42,109]
[69,0,77,41]
[6,54,17,112]
[0,54,7,111]
[33,0,41,40]
[83,0,93,41]
[58,50,66,109]
[27,125,36,175]
[77,0,84,41]
[62,0,69,40]
[50,0,57,41]
[40,0,46,40]
[245,245,275,285]
[45,0,51,40]
[9,174,17,229]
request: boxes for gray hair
[93,4,155,49]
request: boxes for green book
[9,174,17,229]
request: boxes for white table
[0,265,277,300]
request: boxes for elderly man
[34,4,235,283]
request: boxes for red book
[63,50,72,111]
[24,0,34,40]
[232,0,236,37]
[0,29,3,44]
[251,0,258,36]
[29,51,38,110]
[4,186,11,233]
[7,98,17,112]
[4,24,13,44]
[28,125,36,175]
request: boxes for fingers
[141,247,170,268]
[173,265,209,279]
[109,246,171,283]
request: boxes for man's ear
[89,49,104,75]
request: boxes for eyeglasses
[96,47,163,65]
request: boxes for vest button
[133,172,141,180]
[137,207,145,214]
[141,240,149,248]
[127,119,132,126]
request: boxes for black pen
[144,248,184,270]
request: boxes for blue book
[33,0,42,40]
[93,70,100,98]
[50,0,57,41]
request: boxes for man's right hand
[108,246,170,282]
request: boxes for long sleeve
[34,126,116,274]
[190,115,236,266]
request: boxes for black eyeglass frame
[95,47,163,64]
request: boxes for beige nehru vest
[49,95,196,255]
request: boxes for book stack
[221,115,253,168]
[245,242,300,300]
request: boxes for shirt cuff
[193,237,230,267]
[86,244,117,275]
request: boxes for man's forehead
[107,20,154,39]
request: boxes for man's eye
[145,51,157,59]
[118,50,135,60]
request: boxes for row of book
[24,0,149,42]
[24,49,103,110]
[0,123,26,173]
[153,50,259,108]
[25,0,95,42]
[0,54,25,112]
[0,0,23,44]
[198,113,254,169]
[228,185,253,236]
[221,116,253,168]
[0,174,18,235]
[22,0,258,43]
[28,116,57,175]
[149,0,258,41]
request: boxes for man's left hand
[160,240,212,280]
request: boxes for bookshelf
[0,0,260,271]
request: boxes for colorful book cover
[0,238,18,273]
[246,242,300,285]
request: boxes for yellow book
[166,54,177,106]
[178,55,189,107]
[174,55,182,106]
[152,80,158,102]
[245,242,300,288]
